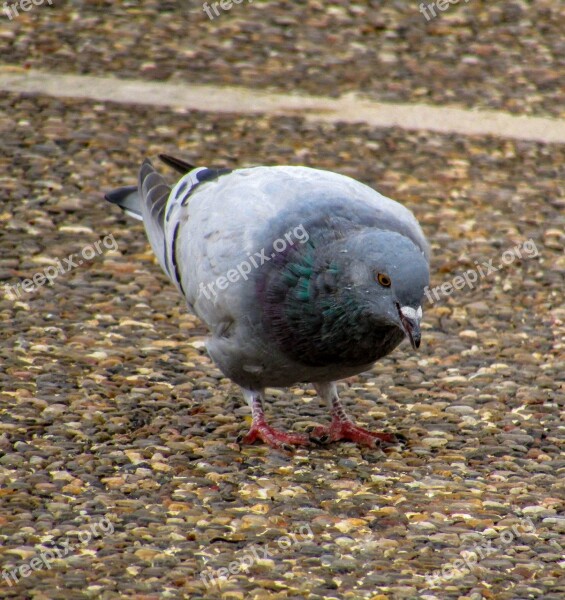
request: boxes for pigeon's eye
[376,272,391,287]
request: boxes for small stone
[134,548,161,561]
[421,437,449,448]
[445,405,476,415]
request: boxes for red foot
[308,419,402,448]
[238,420,311,451]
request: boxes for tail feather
[139,164,170,225]
[137,159,173,277]
[159,153,196,174]
[105,159,186,291]
[104,186,143,221]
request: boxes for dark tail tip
[105,185,143,220]
[105,185,137,206]
[159,153,196,174]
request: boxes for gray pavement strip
[1,68,564,145]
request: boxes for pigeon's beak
[397,304,422,350]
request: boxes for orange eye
[376,272,391,287]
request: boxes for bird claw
[237,421,311,451]
[307,420,403,449]
[236,419,405,451]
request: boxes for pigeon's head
[338,230,430,350]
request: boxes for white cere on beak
[400,306,422,320]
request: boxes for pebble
[445,405,476,415]
[1,50,563,599]
[3,2,562,118]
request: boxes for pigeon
[105,155,430,451]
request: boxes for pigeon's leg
[309,382,400,447]
[237,389,311,450]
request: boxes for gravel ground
[0,92,563,599]
[0,0,563,118]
